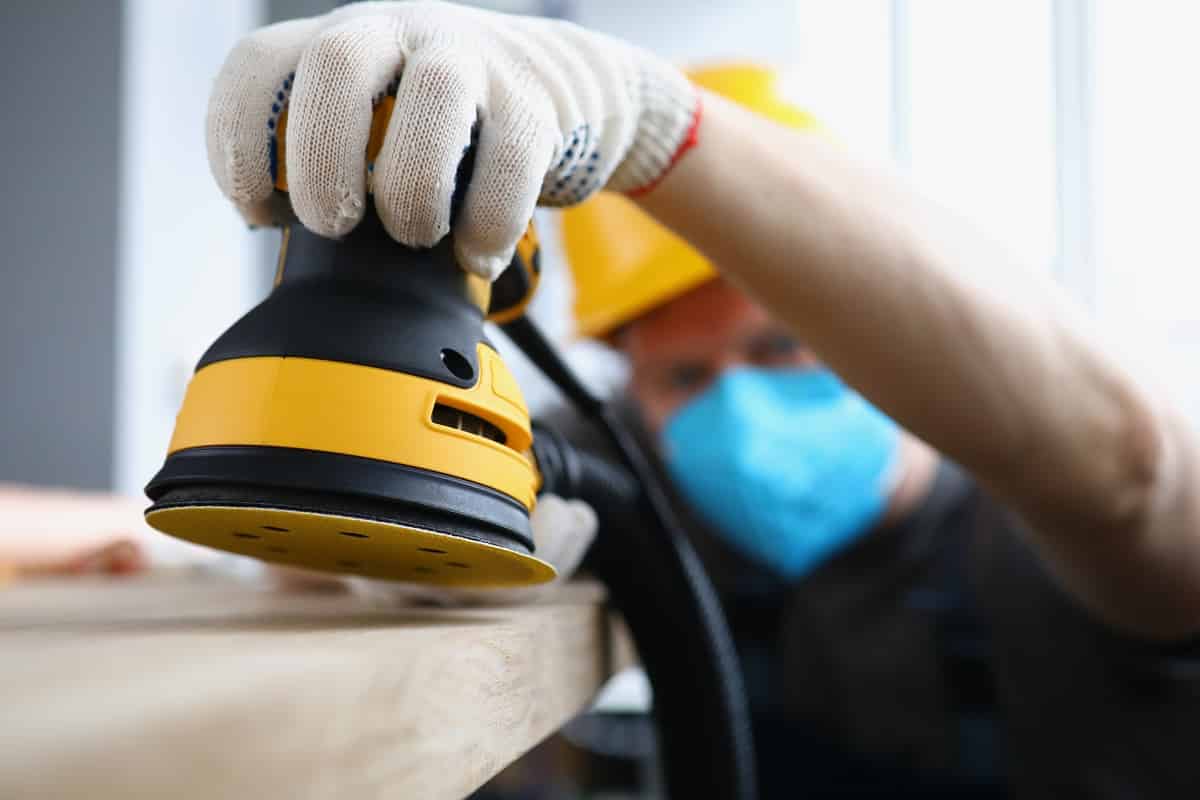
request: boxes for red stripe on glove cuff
[627,94,704,199]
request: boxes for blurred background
[4,1,1200,798]
[1,0,1197,496]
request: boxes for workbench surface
[0,574,619,800]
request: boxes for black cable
[506,315,757,800]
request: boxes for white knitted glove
[207,0,699,279]
[526,493,598,581]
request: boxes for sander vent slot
[418,547,447,555]
[261,525,290,533]
[432,403,506,445]
[232,532,260,539]
[338,530,370,539]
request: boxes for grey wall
[0,1,122,489]
[269,0,329,23]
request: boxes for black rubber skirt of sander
[143,445,552,586]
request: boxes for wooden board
[0,574,619,800]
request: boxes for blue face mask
[663,367,901,579]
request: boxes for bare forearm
[636,92,1200,636]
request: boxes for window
[904,1,1058,272]
[1092,2,1200,420]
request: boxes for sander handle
[271,98,540,322]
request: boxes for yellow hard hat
[562,63,821,339]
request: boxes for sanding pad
[146,504,555,587]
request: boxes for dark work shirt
[541,400,1200,798]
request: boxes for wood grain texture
[0,574,618,800]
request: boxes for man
[205,4,1200,797]
[558,66,999,796]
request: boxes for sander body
[142,97,758,799]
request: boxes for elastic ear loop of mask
[503,315,757,800]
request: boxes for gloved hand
[207,0,699,278]
[344,493,598,606]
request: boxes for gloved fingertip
[565,499,599,534]
[291,174,368,239]
[453,239,513,282]
[237,201,277,229]
[533,493,568,515]
[328,189,368,238]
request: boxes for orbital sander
[145,95,552,587]
[143,98,758,798]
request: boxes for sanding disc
[146,504,555,587]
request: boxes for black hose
[508,316,756,800]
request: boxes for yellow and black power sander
[145,95,551,587]
[143,99,757,798]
